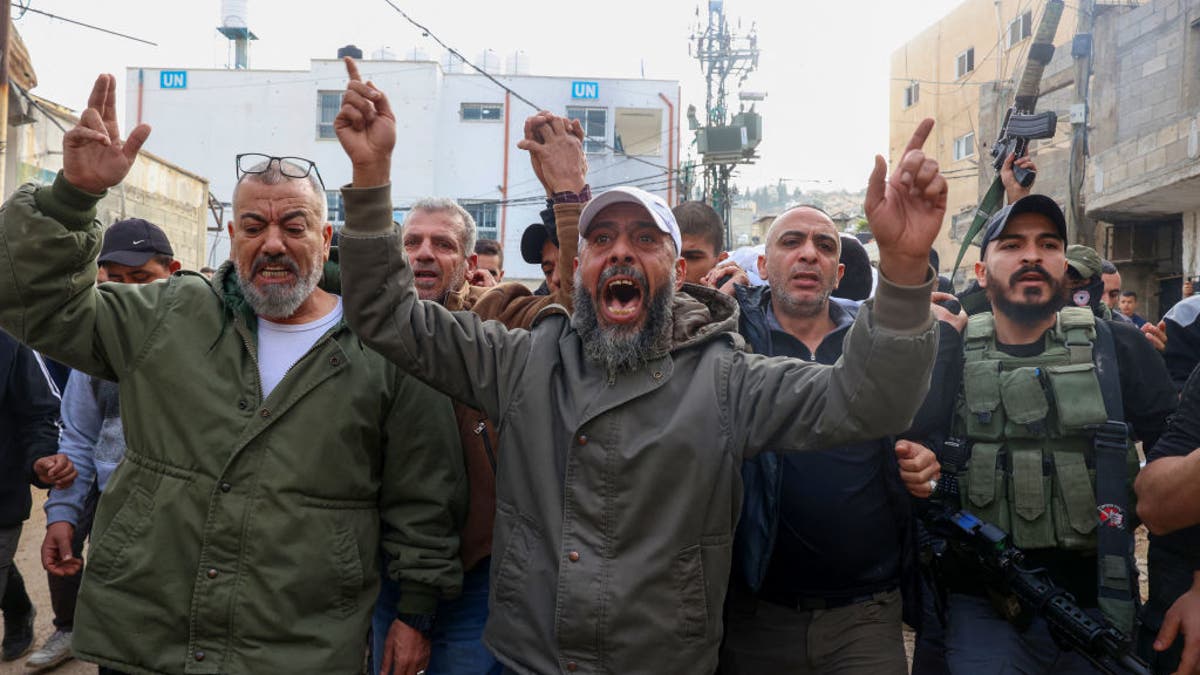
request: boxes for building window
[956,47,975,79]
[903,82,919,108]
[1008,12,1033,48]
[317,91,341,139]
[566,106,608,154]
[953,131,976,161]
[614,108,663,156]
[326,190,344,224]
[951,209,975,242]
[461,103,503,122]
[458,200,499,240]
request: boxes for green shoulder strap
[952,178,1007,284]
[1055,307,1097,365]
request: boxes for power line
[12,5,157,46]
[377,0,671,173]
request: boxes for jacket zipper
[474,420,498,474]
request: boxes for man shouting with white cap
[333,57,949,675]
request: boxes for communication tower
[689,0,762,249]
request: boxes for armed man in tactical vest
[901,195,1178,674]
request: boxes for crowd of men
[0,57,1196,675]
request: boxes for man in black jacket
[720,205,936,674]
[0,329,70,661]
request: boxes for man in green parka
[0,74,466,675]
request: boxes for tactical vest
[955,307,1140,631]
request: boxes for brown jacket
[450,204,580,570]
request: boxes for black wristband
[395,612,435,639]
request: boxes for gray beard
[571,265,675,376]
[235,251,325,320]
[774,286,832,318]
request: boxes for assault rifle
[951,0,1066,278]
[922,439,1150,675]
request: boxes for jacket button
[568,551,580,562]
[330,356,341,366]
[260,408,271,418]
[194,651,205,661]
[206,568,219,579]
[237,400,248,410]
[220,482,232,493]
[576,434,588,446]
[653,370,663,380]
[566,662,578,672]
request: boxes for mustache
[598,265,648,293]
[1008,264,1052,286]
[250,254,299,277]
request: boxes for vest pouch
[963,442,1009,531]
[1000,367,1050,439]
[1051,449,1098,550]
[1007,442,1056,549]
[1044,363,1108,434]
[963,361,1005,441]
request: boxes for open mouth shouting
[599,269,647,325]
[789,269,823,290]
[412,266,442,290]
[251,256,300,285]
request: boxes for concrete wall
[126,60,680,280]
[7,96,209,271]
[1084,0,1200,319]
[890,0,1078,278]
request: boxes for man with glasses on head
[0,74,465,675]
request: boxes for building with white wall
[125,52,681,279]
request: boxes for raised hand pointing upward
[335,56,396,187]
[62,74,151,194]
[864,118,947,286]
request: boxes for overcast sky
[13,0,967,191]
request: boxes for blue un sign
[160,71,188,89]
[571,81,599,99]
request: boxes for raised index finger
[904,118,935,156]
[344,55,363,83]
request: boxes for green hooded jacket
[0,174,467,674]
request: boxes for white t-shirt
[256,297,344,398]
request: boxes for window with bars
[458,200,499,240]
[956,47,975,79]
[317,91,341,139]
[566,106,608,154]
[326,190,344,224]
[461,102,503,122]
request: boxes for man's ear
[757,254,767,281]
[676,257,686,290]
[717,250,729,263]
[169,260,183,274]
[323,224,333,259]
[226,220,235,240]
[834,263,845,288]
[975,260,988,288]
[468,253,479,272]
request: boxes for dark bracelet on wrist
[396,612,435,639]
[551,184,591,205]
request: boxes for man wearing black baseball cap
[519,219,559,296]
[96,218,179,282]
[898,193,1181,673]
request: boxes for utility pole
[690,0,761,251]
[1068,0,1096,246]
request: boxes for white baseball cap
[578,186,682,254]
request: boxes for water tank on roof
[372,46,396,61]
[505,50,531,76]
[405,46,430,61]
[442,51,464,73]
[337,44,364,59]
[220,0,248,28]
[477,49,500,74]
